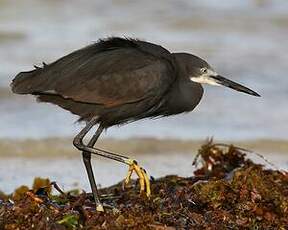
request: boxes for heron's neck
[164,79,204,115]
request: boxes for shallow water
[0,0,288,140]
[1,151,287,194]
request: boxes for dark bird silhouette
[11,37,260,211]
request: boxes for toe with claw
[123,159,151,198]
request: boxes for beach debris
[0,141,287,229]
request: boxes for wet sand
[1,137,288,158]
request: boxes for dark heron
[11,37,260,211]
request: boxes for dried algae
[0,141,287,229]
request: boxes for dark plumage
[11,37,260,211]
[11,37,206,126]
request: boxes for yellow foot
[123,159,151,198]
[96,203,120,213]
[96,203,105,212]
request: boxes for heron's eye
[201,68,208,74]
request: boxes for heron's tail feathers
[11,63,48,94]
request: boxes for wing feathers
[12,37,175,107]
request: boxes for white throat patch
[190,69,220,86]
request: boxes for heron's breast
[164,81,204,115]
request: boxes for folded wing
[11,38,175,108]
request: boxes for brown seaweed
[0,141,287,229]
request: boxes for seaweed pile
[0,141,287,229]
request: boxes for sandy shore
[1,137,288,158]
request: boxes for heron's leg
[73,119,151,200]
[82,125,104,212]
[72,117,104,211]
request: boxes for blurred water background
[1,0,288,140]
[0,0,288,192]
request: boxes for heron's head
[174,53,260,97]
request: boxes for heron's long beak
[210,75,260,97]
